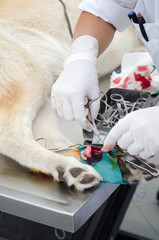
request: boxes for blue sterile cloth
[78,145,127,184]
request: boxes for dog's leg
[0,82,101,191]
[0,131,102,191]
[0,92,101,191]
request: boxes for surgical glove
[51,35,100,131]
[102,106,159,159]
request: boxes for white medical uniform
[79,0,159,71]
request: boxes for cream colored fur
[0,0,143,190]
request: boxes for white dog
[0,0,143,190]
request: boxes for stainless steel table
[0,153,118,233]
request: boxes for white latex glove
[51,35,100,131]
[103,106,159,159]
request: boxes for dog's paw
[53,157,102,191]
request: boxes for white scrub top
[79,0,159,71]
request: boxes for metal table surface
[0,153,118,233]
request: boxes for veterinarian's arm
[51,0,137,130]
[51,13,115,131]
[73,12,116,56]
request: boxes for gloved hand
[102,106,159,159]
[51,35,100,131]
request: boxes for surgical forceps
[131,97,147,111]
[100,93,114,118]
[85,92,114,144]
[94,93,114,128]
[85,96,100,139]
[36,138,80,152]
[110,93,148,115]
[49,144,80,152]
[115,149,159,177]
[110,93,127,117]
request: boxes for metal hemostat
[83,88,151,145]
[114,148,159,177]
[36,138,80,152]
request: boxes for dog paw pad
[70,167,84,177]
[80,174,95,184]
[56,165,65,182]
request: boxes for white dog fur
[0,0,143,190]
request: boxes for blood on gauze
[134,72,151,89]
[148,75,152,81]
[137,65,148,72]
[113,77,122,84]
[118,76,132,88]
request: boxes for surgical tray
[83,88,151,145]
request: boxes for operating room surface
[0,144,118,233]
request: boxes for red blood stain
[118,76,132,88]
[148,75,152,81]
[113,77,121,84]
[134,72,151,89]
[81,146,103,164]
[83,146,102,159]
[137,65,148,72]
